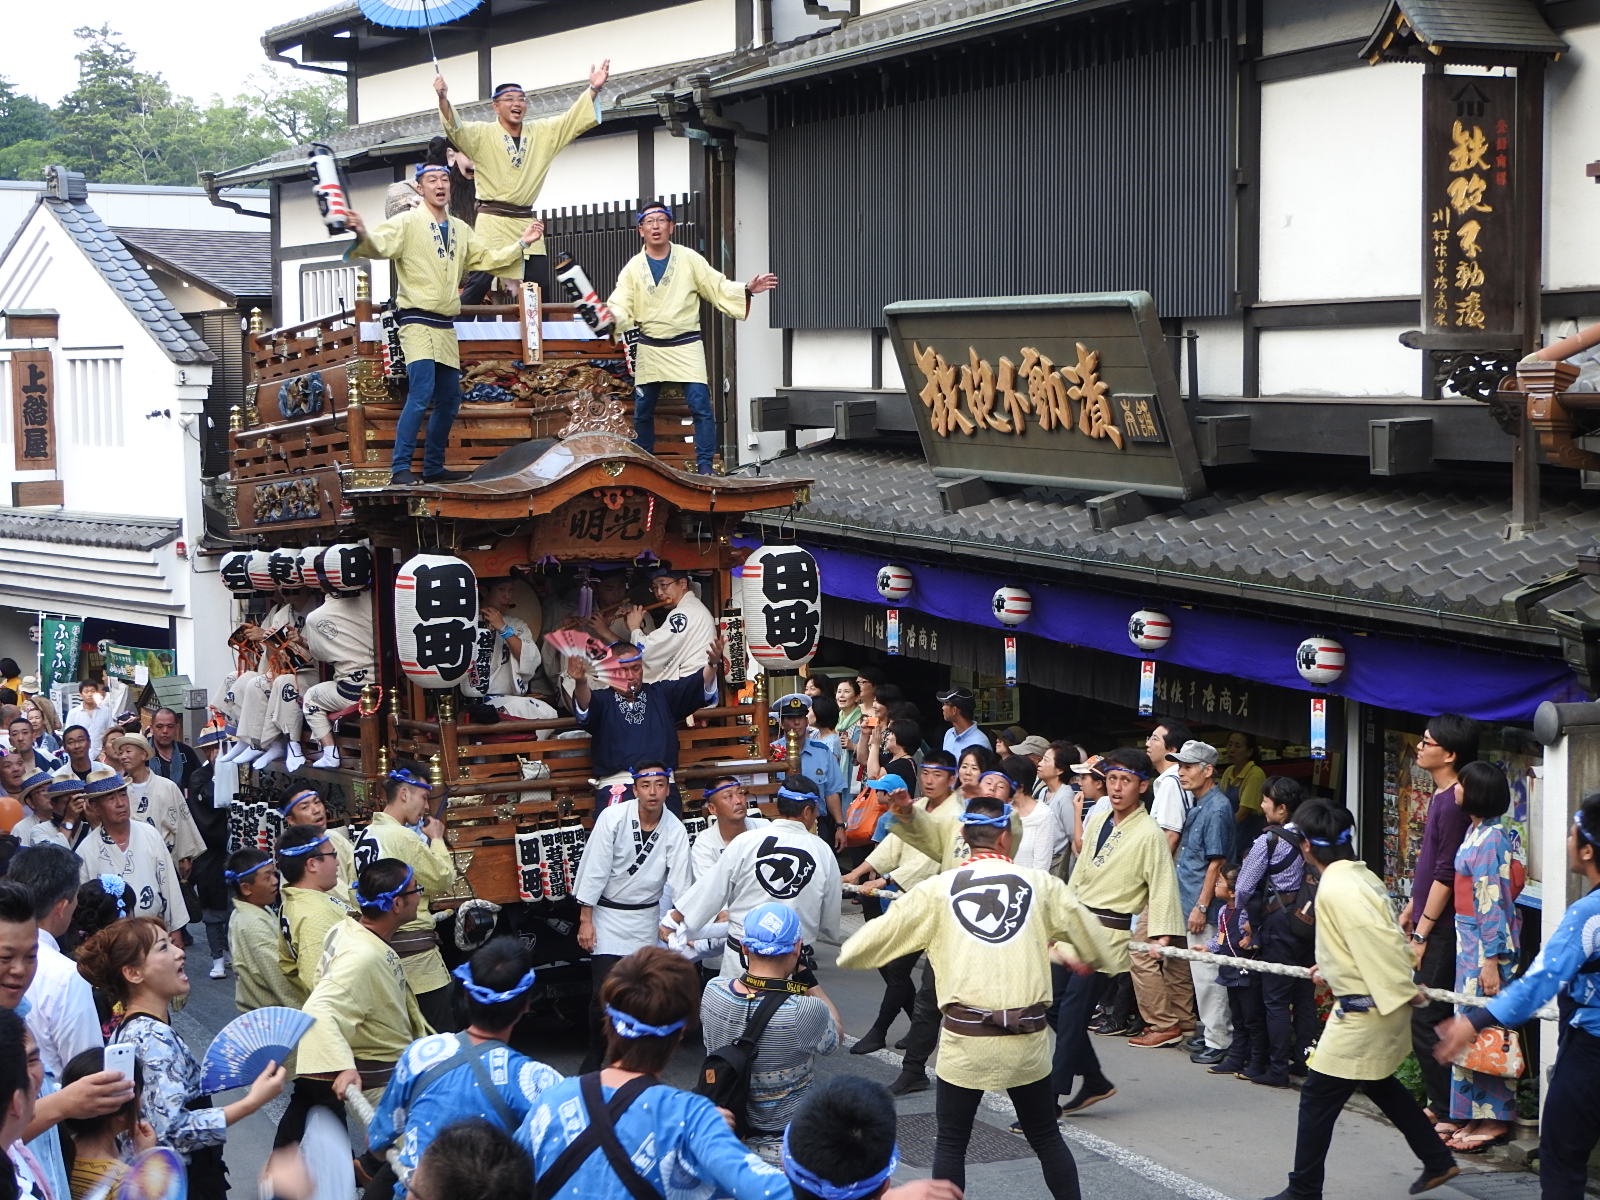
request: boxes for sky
[13,2,338,106]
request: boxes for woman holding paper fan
[78,918,287,1196]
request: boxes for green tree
[246,67,344,145]
[51,25,162,180]
[0,78,56,151]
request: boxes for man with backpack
[698,902,841,1160]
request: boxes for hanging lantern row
[220,544,373,598]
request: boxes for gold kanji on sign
[1019,347,1073,431]
[1446,174,1493,216]
[913,342,973,436]
[1064,342,1123,449]
[1447,121,1491,173]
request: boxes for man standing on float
[433,62,609,288]
[607,202,778,474]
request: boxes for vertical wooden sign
[10,349,56,471]
[1422,75,1517,341]
[519,281,544,364]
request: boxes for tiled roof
[45,198,216,365]
[0,510,182,552]
[753,445,1600,634]
[211,46,779,185]
[114,227,271,302]
[1362,0,1566,59]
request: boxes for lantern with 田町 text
[741,545,822,669]
[1295,637,1345,686]
[1128,609,1172,651]
[992,586,1032,626]
[876,564,914,602]
[395,553,479,688]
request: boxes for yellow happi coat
[864,797,949,892]
[887,798,1025,873]
[605,246,750,385]
[278,884,355,995]
[352,811,456,995]
[1306,859,1418,1081]
[228,899,307,1015]
[297,918,433,1104]
[346,205,525,368]
[839,857,1112,1091]
[1068,805,1186,971]
[442,90,599,264]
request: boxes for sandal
[1448,1129,1511,1155]
[1432,1121,1462,1139]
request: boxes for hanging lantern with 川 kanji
[741,545,822,669]
[1295,637,1345,686]
[992,586,1032,626]
[394,553,479,688]
[876,564,914,602]
[1128,609,1172,651]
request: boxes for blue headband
[636,204,673,225]
[776,784,817,805]
[276,834,330,858]
[632,767,669,781]
[389,768,429,789]
[280,789,319,817]
[491,83,524,99]
[959,803,1013,828]
[922,763,956,773]
[1308,828,1353,847]
[225,859,271,887]
[452,961,537,1005]
[1576,811,1600,847]
[415,163,450,180]
[606,1005,686,1039]
[97,875,128,918]
[979,770,1015,788]
[782,1127,899,1200]
[704,780,740,800]
[1104,766,1148,780]
[362,864,416,912]
[611,647,643,665]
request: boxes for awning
[0,512,183,630]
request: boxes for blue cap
[860,776,909,793]
[774,692,811,717]
[83,773,129,798]
[742,902,803,956]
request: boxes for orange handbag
[1456,1025,1525,1079]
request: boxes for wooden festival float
[219,273,814,996]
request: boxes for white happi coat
[675,817,842,977]
[635,590,716,685]
[126,773,206,862]
[571,799,692,957]
[301,595,377,739]
[77,822,189,930]
[459,615,538,700]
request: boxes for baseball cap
[1167,740,1219,766]
[1070,754,1109,778]
[1015,735,1051,757]
[860,776,910,793]
[935,687,974,704]
[742,902,804,956]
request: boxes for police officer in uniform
[770,693,846,852]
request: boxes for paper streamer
[1139,660,1156,716]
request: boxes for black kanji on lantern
[220,555,253,594]
[412,561,476,620]
[756,549,819,604]
[764,601,820,656]
[411,620,475,675]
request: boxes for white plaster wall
[790,330,874,389]
[1544,25,1600,292]
[493,1,736,93]
[735,136,783,463]
[880,338,903,391]
[654,128,693,200]
[534,132,640,211]
[278,170,393,250]
[1257,326,1420,397]
[357,53,477,123]
[1258,63,1422,303]
[1260,0,1385,57]
[1187,317,1246,398]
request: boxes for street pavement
[172,907,1546,1200]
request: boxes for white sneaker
[311,746,341,770]
[250,741,287,770]
[284,741,307,772]
[208,957,227,980]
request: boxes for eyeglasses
[1417,736,1439,749]
[398,886,425,899]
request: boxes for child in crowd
[60,1047,156,1200]
[1210,867,1268,1081]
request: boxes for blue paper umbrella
[199,1006,314,1094]
[357,0,483,31]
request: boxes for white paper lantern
[992,586,1032,626]
[395,553,479,688]
[219,551,258,597]
[244,550,276,592]
[741,545,822,669]
[1128,609,1172,651]
[1295,637,1346,686]
[315,543,374,596]
[268,548,303,589]
[876,564,914,603]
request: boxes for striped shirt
[699,980,838,1134]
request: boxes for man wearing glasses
[607,201,779,474]
[627,565,715,685]
[354,766,460,1032]
[275,824,356,996]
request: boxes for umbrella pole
[423,0,440,71]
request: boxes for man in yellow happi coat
[352,765,458,1032]
[298,859,434,1112]
[606,201,779,473]
[274,824,355,995]
[434,62,608,283]
[346,163,540,484]
[1267,800,1458,1200]
[840,794,1111,1199]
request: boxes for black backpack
[1257,828,1317,945]
[695,989,788,1137]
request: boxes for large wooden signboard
[884,292,1205,499]
[11,350,57,472]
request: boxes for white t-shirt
[1149,765,1190,835]
[1015,801,1064,872]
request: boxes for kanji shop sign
[1422,76,1516,341]
[534,489,668,560]
[885,292,1205,499]
[10,350,56,472]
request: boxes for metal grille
[768,2,1237,329]
[891,1111,1034,1169]
[533,191,706,296]
[197,310,243,477]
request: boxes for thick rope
[343,1085,403,1172]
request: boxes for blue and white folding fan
[199,1006,314,1094]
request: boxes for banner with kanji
[39,617,82,687]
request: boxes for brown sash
[389,926,438,958]
[353,1057,399,1089]
[476,199,535,219]
[940,1001,1049,1037]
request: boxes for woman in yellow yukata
[1266,801,1459,1200]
